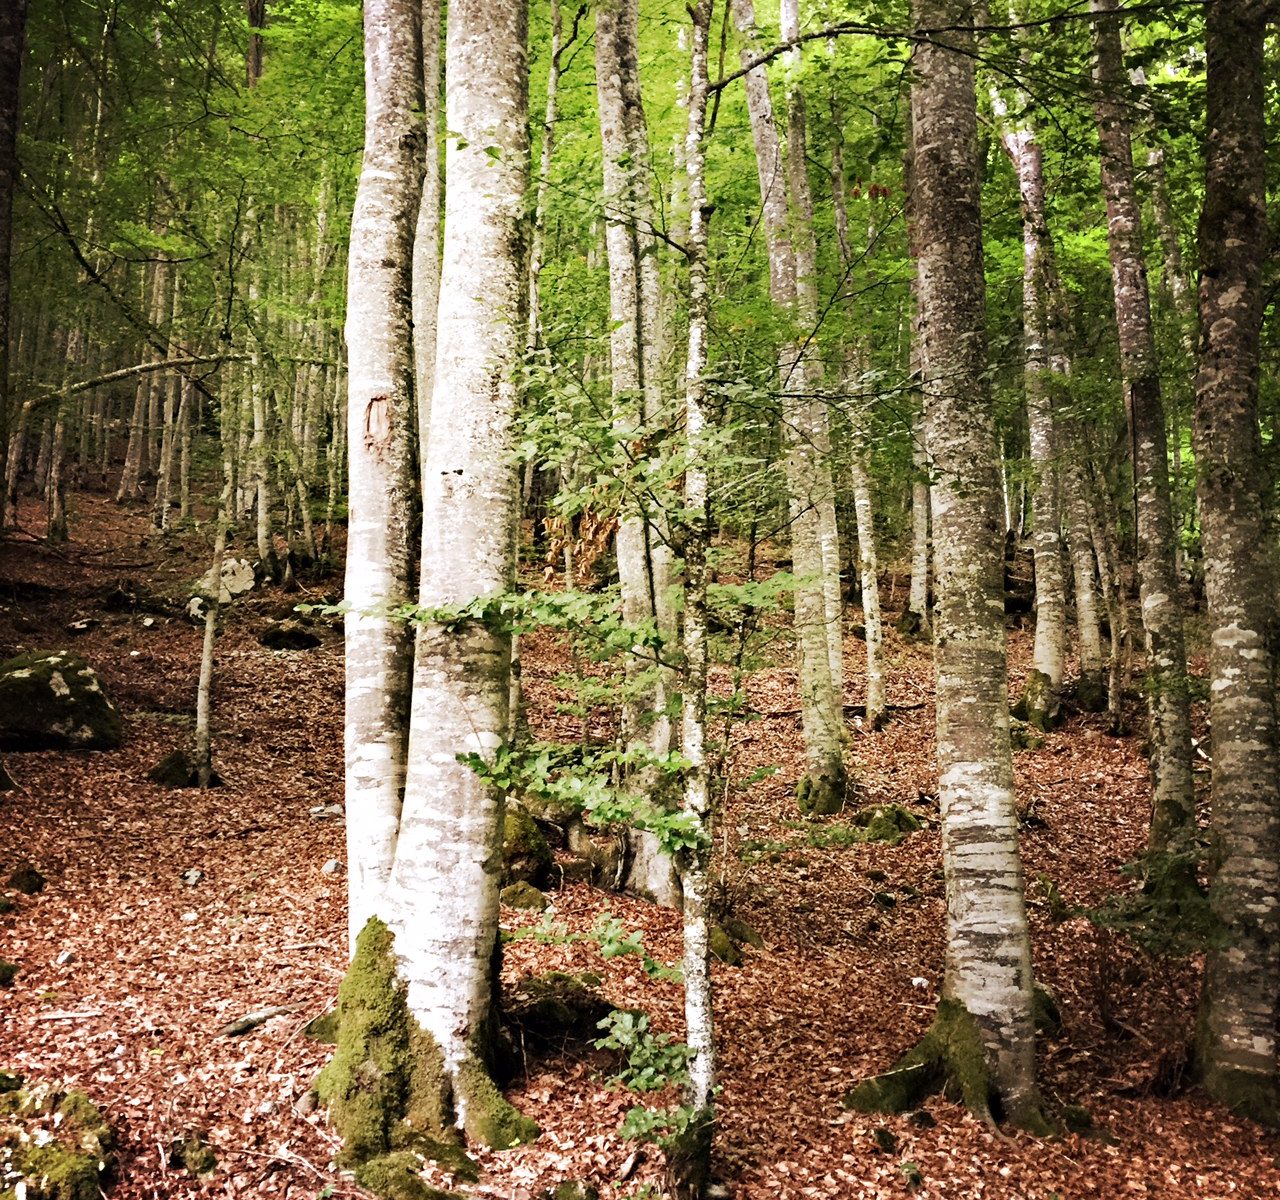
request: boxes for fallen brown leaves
[1,499,1277,1199]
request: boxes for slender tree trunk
[341,0,423,951]
[1062,458,1107,708]
[1193,0,1280,1125]
[0,0,27,499]
[1092,0,1194,852]
[861,0,1041,1125]
[673,5,715,1190]
[596,0,681,903]
[383,0,536,1142]
[732,0,846,813]
[993,95,1066,729]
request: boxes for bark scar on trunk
[363,395,393,455]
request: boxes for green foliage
[594,1010,693,1093]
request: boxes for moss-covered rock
[0,960,17,987]
[1009,718,1045,751]
[722,918,764,950]
[1032,984,1064,1039]
[851,804,924,845]
[7,864,44,895]
[0,896,13,915]
[502,805,553,887]
[500,881,549,911]
[504,972,610,1046]
[0,652,122,751]
[895,608,930,642]
[1075,672,1108,714]
[0,1086,113,1200]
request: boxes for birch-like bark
[596,0,681,903]
[732,0,846,812]
[992,93,1066,727]
[342,0,423,951]
[1092,0,1194,851]
[386,0,532,1133]
[780,0,843,689]
[1193,0,1280,1124]
[678,1,716,1172]
[1062,458,1107,707]
[117,263,168,502]
[913,0,1039,1122]
[412,0,441,494]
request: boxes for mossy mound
[353,1150,454,1200]
[1074,671,1108,714]
[540,1184,600,1200]
[7,864,43,895]
[169,1130,217,1176]
[0,961,16,988]
[505,972,611,1048]
[1032,984,1063,1039]
[500,881,549,911]
[147,750,197,788]
[709,925,741,966]
[851,804,924,845]
[502,805,553,887]
[258,619,322,651]
[1009,718,1045,752]
[0,897,13,915]
[0,652,122,752]
[0,1085,114,1200]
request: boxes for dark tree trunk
[0,0,28,503]
[1091,0,1194,852]
[1193,0,1280,1127]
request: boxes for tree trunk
[0,0,27,500]
[596,0,681,904]
[732,0,846,813]
[1092,0,1194,852]
[859,0,1041,1126]
[673,6,715,1191]
[412,0,441,495]
[340,0,423,951]
[1192,0,1280,1126]
[993,95,1066,730]
[383,0,535,1143]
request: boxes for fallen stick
[218,1004,301,1037]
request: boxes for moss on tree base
[317,919,536,1200]
[1074,671,1107,713]
[795,765,847,816]
[844,999,999,1122]
[1199,1063,1280,1128]
[1013,670,1061,733]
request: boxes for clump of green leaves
[594,1010,693,1092]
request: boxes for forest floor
[2,492,1279,1200]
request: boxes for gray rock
[320,859,343,876]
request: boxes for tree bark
[1091,0,1194,852]
[0,0,27,502]
[732,0,846,813]
[341,0,423,951]
[1193,0,1280,1126]
[909,0,1039,1125]
[386,0,534,1139]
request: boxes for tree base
[318,919,538,1200]
[1198,1062,1280,1128]
[1012,670,1061,733]
[895,608,931,642]
[1074,671,1108,713]
[664,1107,713,1200]
[796,766,848,816]
[845,998,1052,1134]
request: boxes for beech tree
[851,0,1042,1127]
[1192,0,1280,1124]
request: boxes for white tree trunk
[341,0,423,952]
[386,0,532,1135]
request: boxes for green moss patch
[0,651,123,751]
[500,881,549,911]
[851,804,924,845]
[0,1086,113,1200]
[502,805,553,887]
